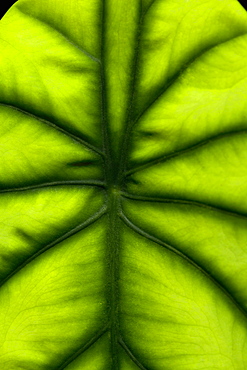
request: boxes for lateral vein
[126,129,247,176]
[119,211,247,319]
[57,325,109,370]
[0,180,106,193]
[117,2,144,184]
[0,102,104,156]
[120,192,247,220]
[0,205,107,289]
[142,0,157,17]
[119,337,150,370]
[17,7,101,64]
[132,33,247,128]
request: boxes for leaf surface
[1,0,247,369]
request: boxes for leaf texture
[1,0,247,369]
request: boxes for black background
[1,0,247,19]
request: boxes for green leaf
[1,0,247,368]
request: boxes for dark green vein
[119,212,247,319]
[119,337,150,370]
[100,2,113,185]
[0,180,106,193]
[107,189,122,370]
[57,325,109,370]
[0,102,104,156]
[17,6,101,64]
[117,2,144,186]
[100,2,120,369]
[142,0,157,17]
[120,192,247,220]
[132,33,247,128]
[126,129,247,176]
[0,205,107,289]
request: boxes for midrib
[100,1,141,367]
[100,1,122,366]
[107,186,121,369]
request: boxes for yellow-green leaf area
[1,0,247,369]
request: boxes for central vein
[107,186,121,368]
[100,1,143,367]
[100,7,122,368]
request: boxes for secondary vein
[142,0,157,17]
[0,180,106,193]
[18,7,101,64]
[0,102,104,156]
[119,211,247,319]
[117,3,144,186]
[120,192,247,219]
[57,325,109,370]
[119,337,150,370]
[132,33,247,129]
[0,205,107,289]
[126,129,247,176]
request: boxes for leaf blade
[1,0,247,369]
